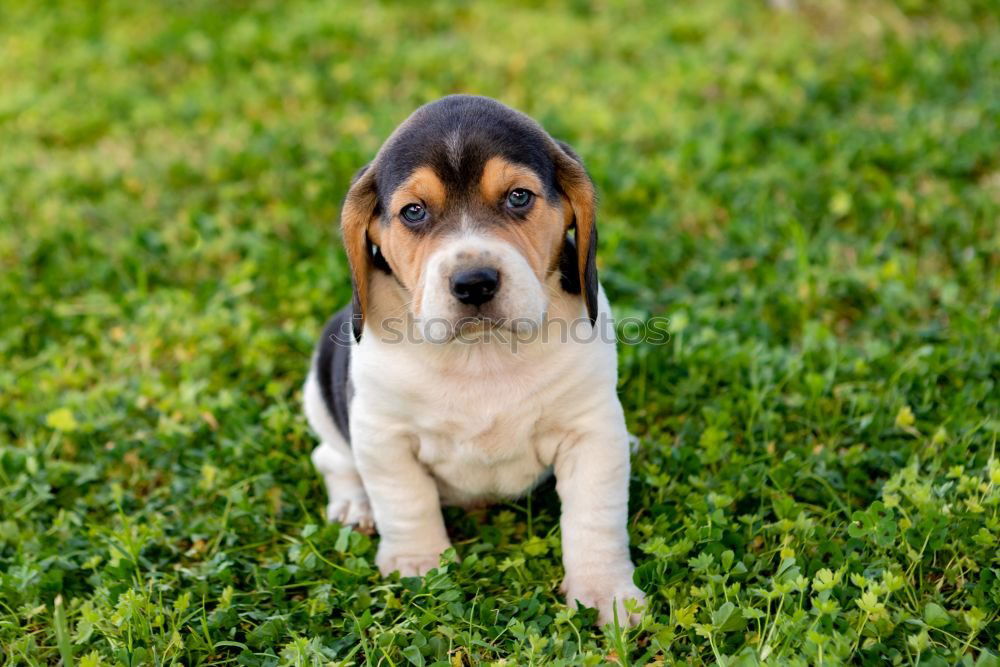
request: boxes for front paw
[376,542,451,577]
[563,566,646,627]
[326,495,375,535]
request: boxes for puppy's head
[341,95,597,342]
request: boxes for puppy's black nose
[450,267,500,306]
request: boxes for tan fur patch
[389,166,447,217]
[488,203,565,282]
[340,167,380,336]
[379,167,450,313]
[552,146,597,320]
[478,157,565,281]
[379,223,448,315]
[479,157,544,206]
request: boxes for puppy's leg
[352,417,451,577]
[303,372,373,532]
[555,399,645,627]
[310,439,374,533]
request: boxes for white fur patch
[416,234,547,340]
[304,282,644,625]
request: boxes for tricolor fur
[304,95,644,625]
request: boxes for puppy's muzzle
[450,267,500,306]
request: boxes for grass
[1,0,999,663]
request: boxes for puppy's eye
[400,203,427,224]
[506,188,534,209]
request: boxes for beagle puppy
[303,95,644,625]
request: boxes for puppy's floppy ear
[340,163,380,342]
[553,139,599,325]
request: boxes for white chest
[409,389,562,505]
[350,307,620,506]
[351,342,592,505]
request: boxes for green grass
[2,0,999,664]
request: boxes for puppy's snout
[450,267,500,306]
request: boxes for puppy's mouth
[456,314,506,333]
[418,311,540,344]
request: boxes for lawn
[1,0,999,664]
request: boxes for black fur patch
[558,237,582,295]
[315,305,354,443]
[374,95,562,229]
